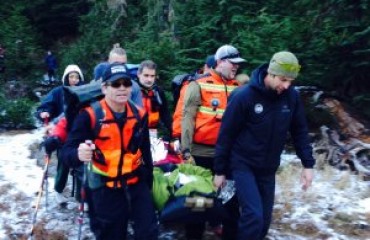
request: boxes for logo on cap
[111,65,127,74]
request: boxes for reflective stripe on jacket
[85,99,145,187]
[193,72,239,145]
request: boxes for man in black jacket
[214,51,315,240]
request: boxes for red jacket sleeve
[51,117,68,143]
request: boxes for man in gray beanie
[214,51,314,240]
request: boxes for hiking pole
[77,140,92,240]
[43,117,50,211]
[29,153,51,239]
[29,117,51,239]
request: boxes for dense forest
[0,0,369,128]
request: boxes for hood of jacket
[62,64,84,86]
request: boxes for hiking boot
[54,192,68,205]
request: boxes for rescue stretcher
[150,137,234,224]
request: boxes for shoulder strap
[90,100,145,138]
[127,99,141,123]
[91,101,104,138]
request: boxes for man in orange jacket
[181,45,246,240]
[61,63,158,240]
[137,60,172,139]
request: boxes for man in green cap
[213,51,315,240]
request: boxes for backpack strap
[127,99,141,124]
[91,101,104,138]
[90,100,143,138]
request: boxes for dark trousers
[71,166,83,201]
[232,167,276,240]
[47,68,55,81]
[54,152,70,194]
[89,180,158,240]
[185,156,238,240]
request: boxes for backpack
[63,80,144,141]
[171,73,196,105]
[126,63,140,82]
[63,80,104,131]
[171,72,208,139]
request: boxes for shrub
[0,93,36,129]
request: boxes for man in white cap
[213,51,315,240]
[181,44,245,240]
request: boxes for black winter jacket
[214,64,315,175]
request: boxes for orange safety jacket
[85,99,145,188]
[193,72,239,145]
[141,89,160,129]
[172,81,192,139]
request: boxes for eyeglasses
[273,60,301,74]
[107,79,132,88]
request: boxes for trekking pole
[77,140,92,240]
[29,117,51,239]
[29,153,51,239]
[43,117,50,210]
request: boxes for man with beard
[213,51,315,240]
[181,45,245,240]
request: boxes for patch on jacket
[254,103,263,114]
[282,104,291,113]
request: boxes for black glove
[44,136,61,155]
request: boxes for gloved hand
[182,150,195,165]
[43,136,61,155]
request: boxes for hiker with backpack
[36,64,85,122]
[36,64,85,204]
[181,45,245,240]
[213,51,315,240]
[137,60,172,141]
[93,44,143,106]
[171,55,216,141]
[61,62,158,240]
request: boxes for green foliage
[1,0,370,128]
[25,0,91,46]
[0,92,36,129]
[0,1,42,83]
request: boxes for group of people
[35,43,315,240]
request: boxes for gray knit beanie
[267,51,301,78]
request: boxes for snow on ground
[0,129,93,240]
[0,130,369,240]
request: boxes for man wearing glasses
[213,51,315,240]
[62,63,158,240]
[181,45,245,240]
